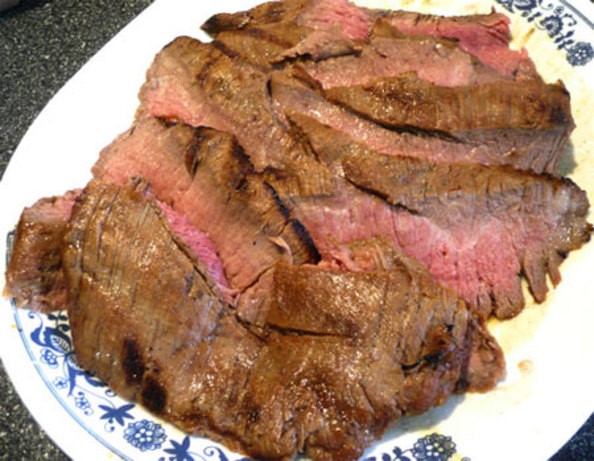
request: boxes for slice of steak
[137,36,303,172]
[243,261,493,460]
[62,179,234,411]
[211,23,310,69]
[202,0,377,41]
[5,190,80,312]
[202,0,311,35]
[202,0,533,80]
[299,34,506,89]
[278,136,591,318]
[275,127,591,318]
[271,72,559,173]
[380,10,538,78]
[324,75,574,174]
[212,21,362,69]
[93,118,319,291]
[273,27,363,62]
[64,184,500,460]
[291,236,505,393]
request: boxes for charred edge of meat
[141,375,167,415]
[202,12,252,36]
[401,324,457,371]
[342,174,422,216]
[193,52,221,89]
[122,338,145,386]
[289,218,321,263]
[264,75,295,136]
[211,39,242,61]
[263,182,322,263]
[272,46,364,68]
[265,323,349,338]
[285,64,326,93]
[184,127,255,186]
[285,113,325,165]
[264,182,292,219]
[156,117,182,129]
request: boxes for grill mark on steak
[184,125,254,182]
[122,338,145,386]
[140,375,167,415]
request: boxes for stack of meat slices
[5,0,592,459]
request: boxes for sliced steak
[137,36,303,172]
[93,118,319,291]
[4,190,80,312]
[273,27,363,62]
[202,0,312,35]
[299,34,505,89]
[4,184,236,309]
[271,72,559,173]
[324,75,574,174]
[62,179,233,408]
[279,142,591,318]
[244,261,500,460]
[380,10,538,78]
[211,21,362,69]
[202,0,376,41]
[203,0,535,79]
[63,183,500,460]
[211,23,310,69]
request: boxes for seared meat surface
[61,179,503,460]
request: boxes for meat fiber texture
[3,0,593,460]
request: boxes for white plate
[1,0,594,460]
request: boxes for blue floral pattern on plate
[363,433,469,461]
[495,0,594,65]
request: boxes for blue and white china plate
[1,1,594,460]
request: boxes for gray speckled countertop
[0,1,593,460]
